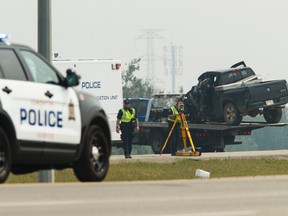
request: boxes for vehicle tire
[0,128,11,183]
[150,131,167,154]
[73,125,109,182]
[263,108,282,123]
[223,102,242,126]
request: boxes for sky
[1,0,288,93]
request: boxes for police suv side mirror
[65,69,81,87]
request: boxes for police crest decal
[68,99,76,120]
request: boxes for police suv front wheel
[0,128,11,183]
[73,125,109,182]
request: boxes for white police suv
[0,34,111,183]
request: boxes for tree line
[122,58,154,99]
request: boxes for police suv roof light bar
[0,33,11,44]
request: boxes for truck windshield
[154,96,180,108]
[130,99,149,122]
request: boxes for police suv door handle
[45,90,53,98]
[2,86,12,94]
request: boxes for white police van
[0,34,111,183]
[52,58,123,144]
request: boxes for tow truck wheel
[0,128,11,183]
[263,108,282,123]
[151,131,169,154]
[223,102,242,126]
[73,125,109,182]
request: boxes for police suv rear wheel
[0,128,11,183]
[73,125,109,182]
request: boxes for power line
[135,29,164,84]
[164,43,183,93]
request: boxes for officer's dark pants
[168,121,182,154]
[121,125,134,156]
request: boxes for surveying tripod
[160,112,201,156]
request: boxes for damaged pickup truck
[184,62,288,125]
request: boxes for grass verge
[6,158,288,183]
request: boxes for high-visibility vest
[120,108,136,123]
[167,106,180,122]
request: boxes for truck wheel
[264,108,282,123]
[151,131,166,154]
[0,128,11,183]
[223,102,242,125]
[73,125,109,182]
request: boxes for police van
[0,34,111,183]
[52,58,123,144]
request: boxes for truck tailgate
[248,79,288,103]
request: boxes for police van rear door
[53,59,123,143]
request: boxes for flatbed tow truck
[138,120,288,153]
[123,95,288,153]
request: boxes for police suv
[0,34,111,183]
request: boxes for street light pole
[37,0,54,183]
[38,0,51,61]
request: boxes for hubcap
[90,135,105,172]
[226,107,235,121]
[92,146,100,161]
[152,138,162,152]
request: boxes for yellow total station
[160,112,201,157]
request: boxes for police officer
[116,98,140,159]
[167,99,184,156]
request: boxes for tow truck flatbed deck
[140,121,288,131]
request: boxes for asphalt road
[1,175,288,216]
[2,150,288,216]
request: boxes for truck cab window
[20,50,60,84]
[0,49,27,81]
[222,72,234,85]
[222,72,242,85]
[241,68,255,79]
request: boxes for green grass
[6,158,288,183]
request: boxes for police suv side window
[20,50,60,84]
[0,49,27,81]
